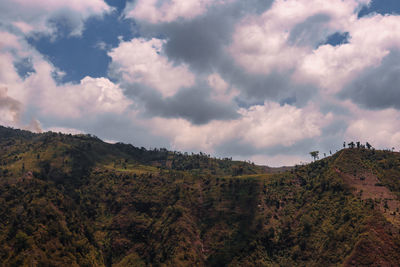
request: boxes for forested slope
[0,126,399,266]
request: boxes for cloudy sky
[1,0,400,166]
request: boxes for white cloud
[124,0,230,24]
[229,0,400,98]
[0,86,22,128]
[229,0,399,96]
[346,107,400,149]
[230,0,366,75]
[12,21,34,34]
[0,0,111,36]
[29,69,133,118]
[0,36,28,102]
[3,0,400,168]
[207,73,239,103]
[0,31,132,120]
[0,31,23,50]
[62,76,132,117]
[143,101,331,153]
[109,38,195,97]
[11,0,109,13]
[296,14,400,93]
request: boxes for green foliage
[0,126,399,266]
[309,151,319,161]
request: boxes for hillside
[0,126,400,266]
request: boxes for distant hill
[0,126,399,266]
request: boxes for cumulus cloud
[0,86,40,132]
[207,73,239,102]
[227,0,400,105]
[0,86,22,127]
[2,0,400,167]
[124,0,230,24]
[230,0,367,75]
[160,11,234,71]
[109,38,195,97]
[0,33,29,102]
[296,14,400,93]
[288,14,331,47]
[143,101,331,153]
[0,31,23,51]
[340,50,400,110]
[0,31,131,122]
[0,0,111,36]
[30,70,132,118]
[346,107,400,149]
[137,84,239,124]
[136,0,273,71]
[59,76,132,117]
[136,3,313,106]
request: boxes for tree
[356,141,360,149]
[310,151,319,161]
[348,142,355,149]
[343,142,346,148]
[366,142,372,149]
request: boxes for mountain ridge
[0,125,400,266]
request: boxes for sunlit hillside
[0,126,399,266]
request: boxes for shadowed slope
[0,126,399,266]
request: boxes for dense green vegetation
[0,126,399,266]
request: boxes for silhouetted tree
[366,142,372,149]
[310,151,319,161]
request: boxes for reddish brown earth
[343,213,400,267]
[336,168,400,227]
[335,165,400,266]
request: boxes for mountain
[0,126,399,266]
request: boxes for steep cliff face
[0,126,399,266]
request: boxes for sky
[1,0,400,166]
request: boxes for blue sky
[1,0,400,166]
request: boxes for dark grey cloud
[319,119,348,150]
[162,16,229,71]
[319,102,351,116]
[340,50,400,110]
[288,13,331,47]
[117,0,322,125]
[219,61,317,107]
[138,0,273,72]
[125,82,239,125]
[134,0,317,109]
